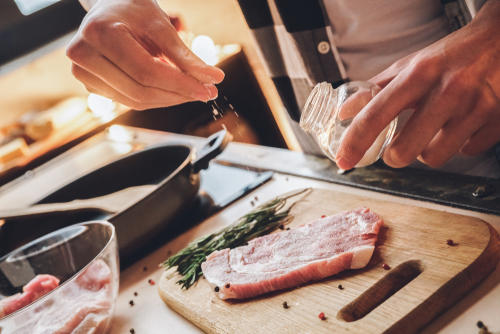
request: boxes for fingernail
[211,67,225,83]
[205,84,218,100]
[336,156,352,170]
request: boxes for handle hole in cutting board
[337,260,423,322]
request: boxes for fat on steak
[201,208,383,300]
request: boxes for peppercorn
[214,286,220,292]
[286,227,290,230]
[338,284,344,290]
[129,300,134,306]
[446,239,458,246]
[143,266,147,272]
[282,301,289,309]
[148,279,155,285]
[477,321,485,328]
[225,283,231,289]
[134,292,138,297]
[382,263,391,270]
[318,312,326,320]
[279,225,284,230]
[130,329,135,334]
[254,196,259,201]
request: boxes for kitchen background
[0,0,300,185]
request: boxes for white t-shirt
[313,0,499,178]
[323,0,449,80]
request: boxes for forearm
[78,0,99,11]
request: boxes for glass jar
[300,81,398,168]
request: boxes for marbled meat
[201,208,383,299]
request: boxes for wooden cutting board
[159,188,500,333]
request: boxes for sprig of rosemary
[163,188,310,289]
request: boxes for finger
[71,64,191,110]
[338,84,379,120]
[336,70,431,170]
[382,86,471,168]
[68,41,199,105]
[461,123,500,155]
[76,24,218,101]
[370,52,417,87]
[460,91,500,155]
[151,21,225,84]
[419,96,489,167]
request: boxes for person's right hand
[67,0,225,110]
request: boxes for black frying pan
[0,130,230,262]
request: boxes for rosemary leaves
[163,188,310,289]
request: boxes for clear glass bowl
[0,221,119,334]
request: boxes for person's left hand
[335,1,500,170]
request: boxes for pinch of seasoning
[446,239,458,246]
[134,292,138,296]
[148,279,155,285]
[214,286,220,292]
[382,263,391,270]
[318,312,326,320]
[286,227,290,230]
[130,329,135,334]
[279,225,285,230]
[477,321,485,328]
[282,301,289,309]
[225,283,231,289]
[338,284,344,290]
[129,300,134,306]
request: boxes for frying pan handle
[192,129,232,173]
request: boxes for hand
[67,0,225,110]
[336,1,500,170]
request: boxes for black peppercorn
[225,283,231,289]
[130,329,135,334]
[338,284,344,290]
[134,292,138,296]
[477,320,484,328]
[129,300,134,306]
[214,286,220,292]
[282,301,289,309]
[279,225,284,230]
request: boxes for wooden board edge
[158,271,229,334]
[385,221,500,334]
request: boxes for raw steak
[0,260,114,334]
[201,208,383,300]
[0,274,60,318]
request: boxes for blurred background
[0,0,300,185]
